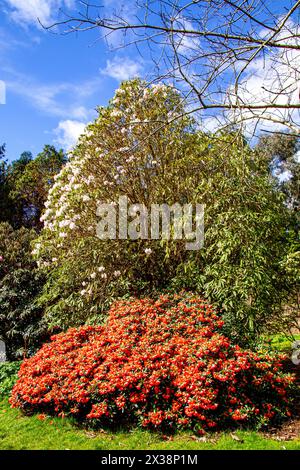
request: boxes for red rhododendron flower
[10,293,294,431]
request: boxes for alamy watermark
[96,196,205,250]
[0,80,6,105]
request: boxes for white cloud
[0,80,6,104]
[5,68,101,119]
[4,0,74,27]
[173,18,201,54]
[54,119,86,150]
[8,79,89,118]
[227,20,300,136]
[102,56,143,81]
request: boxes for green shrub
[0,223,48,360]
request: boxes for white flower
[97,266,105,272]
[52,257,58,262]
[80,289,86,296]
[82,195,90,202]
[90,272,97,279]
[144,248,152,255]
[59,220,70,228]
[111,109,122,118]
[114,270,121,277]
[59,232,67,238]
[69,222,76,230]
[46,223,55,231]
[82,281,87,287]
[101,273,107,280]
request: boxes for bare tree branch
[45,1,300,135]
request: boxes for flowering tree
[35,79,291,342]
[36,79,195,327]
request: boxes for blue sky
[0,0,298,162]
[0,1,145,161]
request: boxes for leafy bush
[10,294,294,432]
[34,79,290,343]
[0,223,48,360]
[0,362,21,397]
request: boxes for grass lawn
[0,399,300,450]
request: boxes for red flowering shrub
[10,294,294,431]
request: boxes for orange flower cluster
[10,294,294,431]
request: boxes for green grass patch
[259,333,300,353]
[0,399,299,450]
[268,334,300,352]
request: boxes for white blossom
[111,109,122,118]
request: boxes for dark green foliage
[256,133,300,336]
[0,223,48,361]
[10,145,67,229]
[0,144,13,225]
[0,144,65,360]
[0,145,66,230]
[257,133,299,226]
[0,362,21,397]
